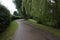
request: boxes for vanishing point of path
[12,19,60,40]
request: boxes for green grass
[28,19,60,38]
[0,21,18,40]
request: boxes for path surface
[12,19,60,40]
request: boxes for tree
[14,0,60,29]
[13,11,19,16]
[53,0,60,28]
[13,0,22,16]
[22,7,28,19]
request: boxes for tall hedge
[0,4,11,32]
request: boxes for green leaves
[14,0,60,28]
[0,4,11,32]
[14,0,22,14]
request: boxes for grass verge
[0,21,18,40]
[28,19,60,38]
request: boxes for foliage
[11,11,22,21]
[13,11,19,16]
[53,0,60,28]
[13,0,22,16]
[22,0,49,25]
[14,0,60,29]
[22,7,28,19]
[0,4,11,32]
[22,0,60,28]
[11,15,22,21]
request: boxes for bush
[11,15,22,21]
[0,4,11,32]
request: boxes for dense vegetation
[11,11,20,21]
[13,0,22,16]
[0,4,18,40]
[0,4,11,32]
[14,0,60,29]
[13,11,19,16]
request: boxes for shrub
[11,15,21,21]
[0,4,11,32]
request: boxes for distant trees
[11,11,21,21]
[13,0,22,16]
[13,11,19,16]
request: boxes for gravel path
[12,19,60,40]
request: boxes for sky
[0,0,17,14]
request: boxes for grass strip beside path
[0,21,18,40]
[28,19,60,38]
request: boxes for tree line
[14,0,60,29]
